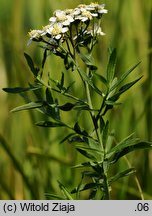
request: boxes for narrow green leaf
[87,137,100,149]
[99,117,105,135]
[107,141,152,164]
[66,81,75,93]
[107,48,117,83]
[11,102,43,113]
[54,98,61,120]
[107,133,138,156]
[108,168,136,184]
[46,88,54,104]
[102,120,109,148]
[82,171,99,178]
[64,53,74,70]
[74,102,94,111]
[42,49,47,68]
[60,72,64,88]
[59,102,75,111]
[72,162,96,169]
[73,161,102,170]
[71,183,97,194]
[110,61,141,92]
[105,100,121,106]
[60,133,76,144]
[76,148,96,160]
[78,52,97,70]
[58,181,73,200]
[76,145,103,155]
[77,67,91,82]
[74,122,85,134]
[36,121,65,128]
[29,83,44,101]
[107,77,118,99]
[41,102,58,119]
[119,76,142,93]
[74,122,82,134]
[77,67,103,96]
[93,72,108,86]
[69,135,84,143]
[3,86,41,94]
[73,122,88,136]
[24,53,39,76]
[109,76,142,102]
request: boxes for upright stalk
[84,67,110,200]
[85,67,100,142]
[102,173,110,199]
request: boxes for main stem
[85,67,110,200]
[85,67,100,142]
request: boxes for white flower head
[49,10,74,26]
[75,9,93,22]
[84,3,108,16]
[72,8,81,16]
[28,29,43,45]
[28,29,43,40]
[41,25,51,36]
[49,16,56,23]
[65,9,74,15]
[95,4,108,15]
[46,23,69,40]
[28,3,107,45]
[82,10,93,20]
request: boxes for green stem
[37,76,87,104]
[84,68,110,200]
[96,95,106,122]
[102,173,110,200]
[72,53,110,199]
[85,67,100,141]
[66,40,73,57]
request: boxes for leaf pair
[106,133,152,164]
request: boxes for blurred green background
[0,0,152,199]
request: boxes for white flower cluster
[28,3,107,45]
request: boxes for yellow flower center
[51,25,62,35]
[57,14,67,22]
[82,11,92,20]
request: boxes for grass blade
[0,134,36,198]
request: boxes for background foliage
[0,0,152,199]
